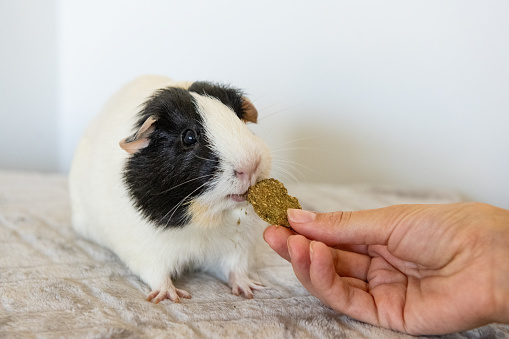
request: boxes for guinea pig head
[120,83,271,228]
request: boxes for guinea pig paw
[229,274,264,299]
[147,287,191,304]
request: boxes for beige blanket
[1,170,507,338]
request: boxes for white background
[1,0,508,208]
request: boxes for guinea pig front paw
[229,272,264,299]
[147,280,191,303]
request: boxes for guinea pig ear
[241,97,258,124]
[119,115,157,154]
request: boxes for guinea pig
[69,75,271,303]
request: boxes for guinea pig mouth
[228,192,248,202]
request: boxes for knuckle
[324,211,352,227]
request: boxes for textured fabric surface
[0,170,507,338]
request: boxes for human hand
[263,203,509,335]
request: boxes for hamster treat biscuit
[247,178,301,228]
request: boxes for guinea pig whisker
[162,182,209,227]
[163,199,189,227]
[165,185,203,226]
[270,163,301,184]
[257,105,299,122]
[256,99,287,112]
[271,152,321,183]
[192,154,219,163]
[271,151,318,180]
[279,161,308,178]
[155,174,214,195]
[272,136,319,149]
[249,93,267,104]
[270,146,315,154]
[272,157,313,173]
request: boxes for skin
[263,203,509,335]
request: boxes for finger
[335,243,370,255]
[263,225,296,262]
[265,224,372,280]
[332,247,371,281]
[287,206,415,247]
[308,241,379,326]
[287,235,313,289]
[312,242,371,289]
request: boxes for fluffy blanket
[0,170,507,338]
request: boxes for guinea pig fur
[69,75,272,303]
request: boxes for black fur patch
[188,82,248,121]
[123,86,220,228]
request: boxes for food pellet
[246,178,301,228]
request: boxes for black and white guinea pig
[69,75,271,303]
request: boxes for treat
[247,178,301,228]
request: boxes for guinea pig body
[69,75,271,302]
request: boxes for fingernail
[288,209,316,223]
[309,241,316,261]
[287,236,294,259]
[262,226,269,242]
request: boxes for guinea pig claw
[233,287,253,299]
[147,287,191,303]
[230,274,264,299]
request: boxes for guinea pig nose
[234,170,247,179]
[234,159,261,181]
[234,168,254,181]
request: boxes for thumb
[287,206,408,247]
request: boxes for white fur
[69,75,271,301]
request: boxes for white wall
[2,1,508,208]
[0,0,59,171]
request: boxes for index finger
[287,205,414,248]
[263,225,296,261]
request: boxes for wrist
[490,206,509,324]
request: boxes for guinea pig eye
[182,129,198,146]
